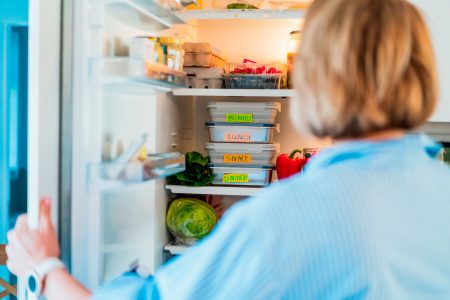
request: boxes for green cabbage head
[167,198,218,245]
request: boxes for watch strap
[35,258,65,277]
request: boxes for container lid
[205,143,280,153]
[207,102,281,112]
[205,122,278,128]
[222,73,283,78]
[208,164,275,170]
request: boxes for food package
[184,67,224,78]
[186,77,224,89]
[213,0,264,9]
[266,0,314,9]
[183,43,227,68]
[184,67,225,89]
[166,198,218,245]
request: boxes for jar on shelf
[129,36,164,64]
[159,37,185,71]
[287,30,302,89]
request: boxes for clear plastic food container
[267,0,314,9]
[227,62,285,75]
[206,143,279,165]
[208,164,274,186]
[223,74,284,89]
[207,102,281,123]
[213,0,263,9]
[206,122,279,143]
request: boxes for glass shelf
[88,152,185,190]
[172,88,295,98]
[90,57,187,95]
[165,185,261,196]
[105,0,185,31]
[175,8,305,21]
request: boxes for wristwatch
[26,258,65,296]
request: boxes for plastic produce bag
[167,198,218,245]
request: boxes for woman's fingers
[6,229,14,244]
[15,214,28,231]
[39,197,53,232]
[6,259,19,275]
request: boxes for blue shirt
[94,135,450,299]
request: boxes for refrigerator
[22,0,450,298]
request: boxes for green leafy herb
[227,3,259,9]
[168,151,214,186]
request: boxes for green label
[222,173,249,183]
[226,113,253,123]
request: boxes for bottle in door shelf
[287,30,302,89]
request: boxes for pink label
[224,132,251,142]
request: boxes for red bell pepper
[276,149,307,180]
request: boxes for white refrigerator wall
[192,19,331,153]
[411,0,450,122]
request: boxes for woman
[6,0,450,298]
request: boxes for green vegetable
[168,151,213,186]
[227,3,259,9]
[167,198,218,244]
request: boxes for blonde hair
[291,0,438,138]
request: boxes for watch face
[28,275,38,293]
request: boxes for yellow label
[224,154,252,164]
[222,173,249,183]
[226,114,253,123]
[187,0,203,9]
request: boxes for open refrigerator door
[68,0,194,289]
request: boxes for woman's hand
[6,197,60,278]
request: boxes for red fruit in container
[245,67,253,74]
[268,67,277,74]
[256,67,264,74]
[233,67,243,74]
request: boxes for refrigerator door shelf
[164,242,190,255]
[104,0,185,32]
[88,152,185,191]
[90,57,187,95]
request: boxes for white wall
[411,0,450,122]
[196,19,301,64]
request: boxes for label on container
[224,132,251,142]
[224,154,252,164]
[222,173,249,183]
[226,114,253,123]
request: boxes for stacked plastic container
[205,102,281,186]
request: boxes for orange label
[224,132,251,142]
[224,154,252,164]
